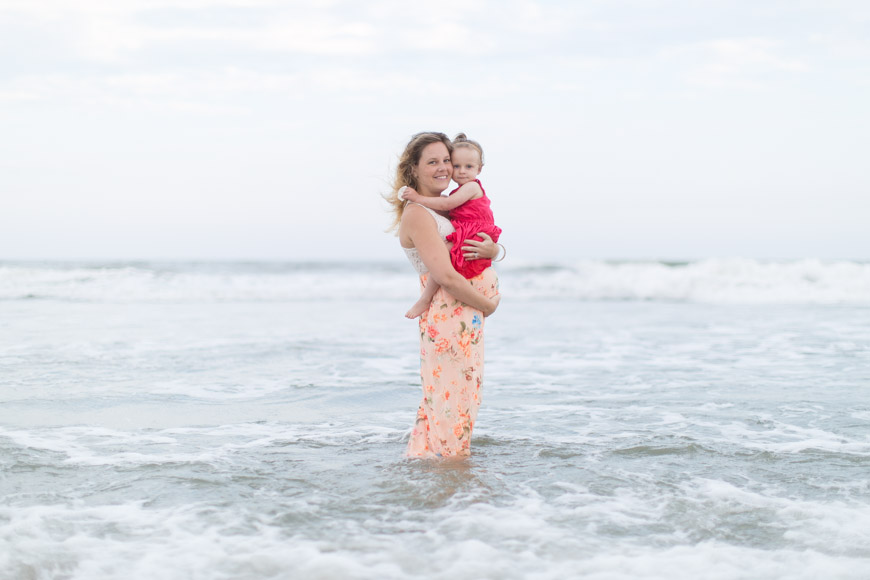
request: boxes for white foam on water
[3,262,869,579]
[506,258,870,303]
[142,378,296,401]
[560,544,870,580]
[0,422,409,468]
[712,418,870,456]
[3,259,870,303]
[3,417,870,579]
[5,496,870,580]
[0,263,413,303]
[1,425,222,467]
[682,478,870,557]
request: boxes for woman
[387,132,503,458]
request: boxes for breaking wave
[1,258,868,304]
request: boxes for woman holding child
[386,131,504,458]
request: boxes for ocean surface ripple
[2,261,869,579]
[2,258,869,303]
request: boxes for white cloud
[0,65,459,114]
[707,38,807,72]
[2,0,869,260]
[2,1,385,61]
[662,38,808,90]
[810,32,870,61]
[255,19,378,55]
[0,0,608,64]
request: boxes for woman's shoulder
[399,203,425,248]
[403,202,454,239]
[401,202,439,232]
[402,201,432,221]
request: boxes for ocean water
[1,259,869,580]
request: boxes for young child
[400,133,503,319]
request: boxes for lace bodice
[402,203,455,275]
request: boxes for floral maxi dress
[406,268,499,458]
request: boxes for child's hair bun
[451,132,484,165]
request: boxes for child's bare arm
[403,182,482,211]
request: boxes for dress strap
[407,202,454,239]
[407,201,438,216]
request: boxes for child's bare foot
[405,301,428,319]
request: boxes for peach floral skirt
[406,268,499,458]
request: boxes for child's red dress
[445,180,502,279]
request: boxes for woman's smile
[414,142,453,195]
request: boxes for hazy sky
[2,0,868,262]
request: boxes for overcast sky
[1,0,868,262]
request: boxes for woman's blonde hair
[385,131,454,233]
[452,132,484,166]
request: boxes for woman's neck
[418,187,445,198]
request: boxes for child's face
[451,147,482,186]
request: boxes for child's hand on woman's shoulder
[398,186,421,202]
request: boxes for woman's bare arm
[403,182,482,212]
[401,204,499,316]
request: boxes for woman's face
[413,142,453,195]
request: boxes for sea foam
[1,258,868,303]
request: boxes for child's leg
[405,279,441,319]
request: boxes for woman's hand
[462,232,498,261]
[483,294,501,317]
